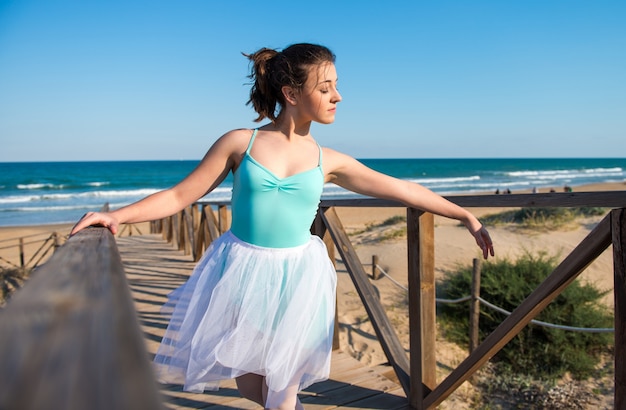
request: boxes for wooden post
[613,208,626,409]
[218,205,229,234]
[372,255,380,280]
[176,211,185,251]
[204,206,220,246]
[19,238,25,268]
[193,207,206,262]
[183,207,195,257]
[419,212,436,391]
[407,209,436,409]
[469,258,482,353]
[192,203,200,232]
[164,215,173,243]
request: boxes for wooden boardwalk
[117,234,409,410]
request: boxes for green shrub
[438,251,613,379]
[380,215,406,226]
[480,207,607,230]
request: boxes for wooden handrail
[313,190,626,208]
[0,227,165,410]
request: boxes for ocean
[1,158,624,227]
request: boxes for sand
[1,181,624,407]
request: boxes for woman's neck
[265,116,312,139]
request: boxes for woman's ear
[281,86,298,106]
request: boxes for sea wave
[0,203,124,213]
[17,183,66,190]
[411,175,481,184]
[0,189,161,204]
[15,181,111,190]
[507,167,623,178]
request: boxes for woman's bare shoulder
[208,128,254,153]
[218,128,254,144]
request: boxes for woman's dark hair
[244,43,336,122]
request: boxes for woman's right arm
[70,130,248,236]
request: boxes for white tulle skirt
[153,230,337,408]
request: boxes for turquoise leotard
[230,129,324,248]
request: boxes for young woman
[71,43,494,410]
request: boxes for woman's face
[297,62,342,124]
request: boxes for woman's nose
[333,89,342,102]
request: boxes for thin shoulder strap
[316,143,323,167]
[245,129,258,155]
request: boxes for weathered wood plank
[320,207,411,396]
[183,206,195,257]
[218,204,229,234]
[613,208,626,409]
[407,209,436,409]
[0,227,165,410]
[313,191,626,209]
[333,386,409,410]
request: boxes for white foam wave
[16,181,112,190]
[86,181,110,187]
[507,167,623,178]
[1,204,100,212]
[0,195,38,204]
[17,183,64,190]
[412,175,481,184]
[0,189,160,204]
[0,186,235,206]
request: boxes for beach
[1,181,624,408]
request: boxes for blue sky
[0,1,624,161]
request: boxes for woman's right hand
[70,212,120,236]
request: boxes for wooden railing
[0,228,165,410]
[0,231,63,270]
[153,191,626,409]
[0,191,624,409]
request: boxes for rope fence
[372,262,614,334]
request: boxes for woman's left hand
[472,225,494,259]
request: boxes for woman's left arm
[324,149,494,258]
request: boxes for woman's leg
[237,373,303,409]
[265,383,304,410]
[235,373,265,406]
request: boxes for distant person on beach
[70,43,494,410]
